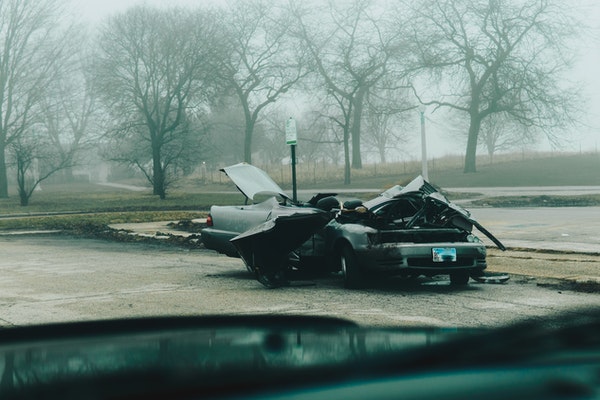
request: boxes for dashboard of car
[0,312,598,399]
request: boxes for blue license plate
[432,247,457,262]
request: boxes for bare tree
[217,0,308,164]
[260,105,294,166]
[324,89,353,184]
[478,113,536,163]
[304,112,345,166]
[292,0,399,174]
[403,0,581,173]
[0,0,71,198]
[9,127,72,206]
[204,97,247,166]
[448,109,537,163]
[363,81,413,163]
[42,48,99,181]
[94,6,222,198]
[104,116,207,190]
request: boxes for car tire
[450,271,470,285]
[340,245,363,289]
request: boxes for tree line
[0,0,583,203]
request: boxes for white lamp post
[419,105,428,180]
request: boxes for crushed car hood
[369,176,506,250]
[426,192,506,250]
[380,175,437,198]
[222,163,291,202]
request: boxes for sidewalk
[486,248,600,287]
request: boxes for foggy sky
[74,0,600,160]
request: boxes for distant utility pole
[286,117,298,202]
[419,105,428,180]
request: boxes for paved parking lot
[0,235,598,329]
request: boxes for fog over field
[1,0,598,204]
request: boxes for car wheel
[340,245,363,289]
[450,271,470,285]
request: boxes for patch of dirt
[64,222,205,249]
[168,219,206,233]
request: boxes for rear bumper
[201,228,239,258]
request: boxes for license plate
[432,247,457,262]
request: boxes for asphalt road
[0,235,597,329]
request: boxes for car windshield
[0,0,598,398]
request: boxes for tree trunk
[244,122,253,164]
[463,112,481,173]
[379,145,386,164]
[343,127,351,185]
[19,192,29,206]
[62,166,75,182]
[152,143,166,199]
[351,87,366,169]
[16,163,29,206]
[0,148,8,198]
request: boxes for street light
[419,105,428,180]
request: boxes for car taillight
[206,214,213,227]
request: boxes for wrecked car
[201,163,505,288]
